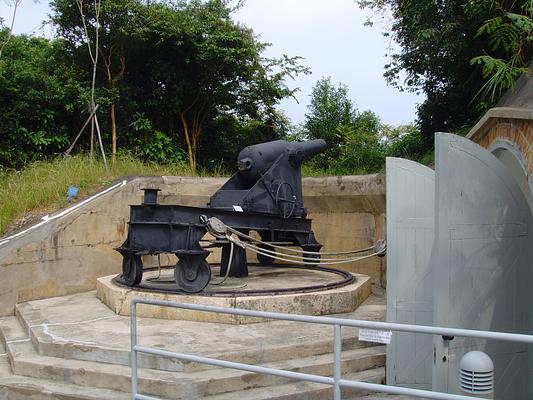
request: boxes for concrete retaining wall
[0,174,385,317]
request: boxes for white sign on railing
[359,328,392,344]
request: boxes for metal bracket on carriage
[201,215,247,249]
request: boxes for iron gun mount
[116,139,328,293]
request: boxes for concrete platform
[97,269,372,324]
[0,290,389,399]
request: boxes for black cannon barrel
[290,139,327,159]
[237,139,327,181]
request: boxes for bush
[385,126,431,163]
[126,113,187,165]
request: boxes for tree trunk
[179,112,196,174]
[110,101,117,162]
[90,118,94,157]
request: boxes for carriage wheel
[121,253,143,286]
[174,257,211,293]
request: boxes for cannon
[210,139,327,217]
[116,139,327,293]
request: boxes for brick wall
[468,109,533,176]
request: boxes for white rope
[247,244,381,266]
[244,241,377,262]
[209,237,234,285]
[225,225,374,255]
[146,254,163,282]
[209,235,248,289]
[203,217,386,268]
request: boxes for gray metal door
[386,157,435,389]
[432,133,531,398]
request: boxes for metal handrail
[130,298,533,400]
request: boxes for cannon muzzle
[237,139,327,181]
[290,139,327,161]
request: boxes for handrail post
[131,299,138,400]
[333,324,342,400]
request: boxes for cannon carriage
[116,139,327,293]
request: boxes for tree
[51,0,141,162]
[303,77,357,167]
[357,0,504,145]
[384,124,428,163]
[197,110,290,170]
[334,110,384,174]
[128,0,307,172]
[0,34,84,167]
[302,76,384,173]
[12,0,306,171]
[0,0,22,61]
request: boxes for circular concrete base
[96,268,372,324]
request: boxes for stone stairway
[0,291,394,400]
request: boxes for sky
[0,0,423,127]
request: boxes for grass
[0,154,194,236]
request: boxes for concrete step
[0,318,128,399]
[203,367,385,400]
[0,290,388,399]
[0,317,386,400]
[0,350,128,400]
[6,334,385,398]
[0,315,28,348]
[15,291,386,373]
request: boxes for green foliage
[471,56,529,99]
[384,125,429,161]
[301,77,386,174]
[303,77,358,168]
[358,0,502,146]
[127,113,187,165]
[300,77,429,176]
[1,0,305,171]
[0,33,85,168]
[469,0,533,99]
[300,123,431,176]
[197,112,288,172]
[123,0,308,171]
[332,115,385,174]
